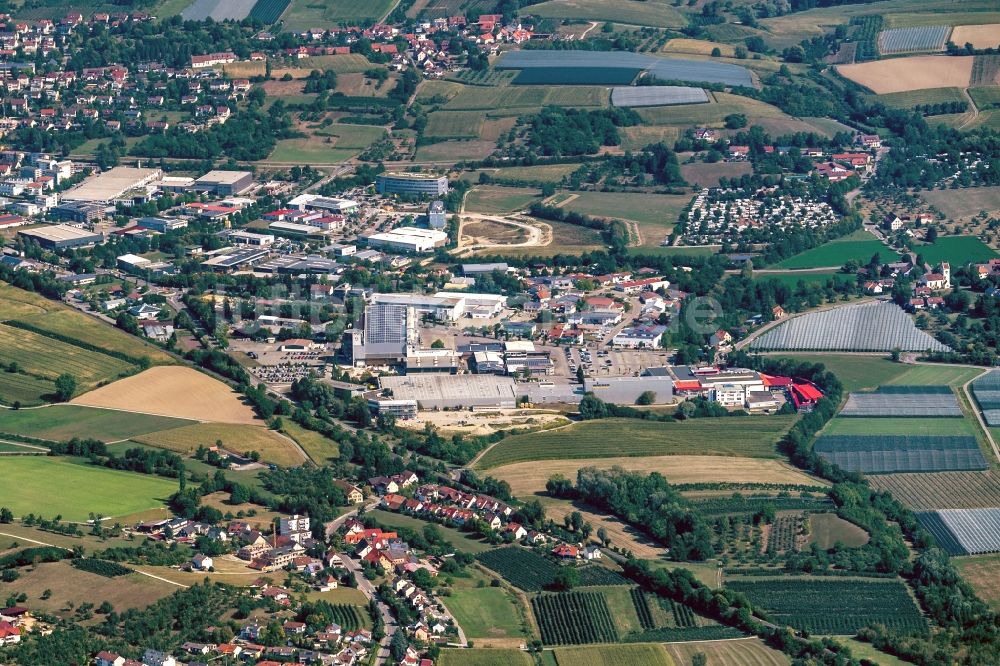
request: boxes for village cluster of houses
[683,187,840,246]
[860,260,952,311]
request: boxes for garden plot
[813,435,987,473]
[917,508,1000,555]
[878,26,950,54]
[748,301,950,352]
[839,388,962,417]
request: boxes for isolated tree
[431,339,445,349]
[693,653,707,666]
[0,507,12,523]
[597,527,610,547]
[54,373,76,401]
[552,567,579,591]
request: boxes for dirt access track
[457,213,548,251]
[71,366,262,424]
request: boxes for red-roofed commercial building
[790,382,823,411]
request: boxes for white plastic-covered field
[611,86,709,107]
[748,300,950,352]
[878,26,950,55]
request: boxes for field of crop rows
[514,67,639,85]
[878,26,950,54]
[248,0,289,23]
[181,0,256,20]
[476,547,559,591]
[869,471,1000,510]
[766,515,802,553]
[918,508,1000,555]
[725,578,926,635]
[840,388,962,417]
[611,86,709,107]
[748,301,950,352]
[533,591,619,645]
[813,435,987,473]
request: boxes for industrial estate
[1,2,1000,666]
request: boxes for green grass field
[754,271,857,290]
[824,417,972,436]
[437,649,533,666]
[465,186,541,214]
[808,513,870,549]
[769,354,980,392]
[876,87,967,109]
[553,644,675,666]
[772,231,900,269]
[490,164,581,183]
[442,85,607,115]
[887,364,985,387]
[0,405,190,442]
[14,308,172,365]
[0,324,135,386]
[0,372,56,406]
[269,124,386,163]
[2,456,177,521]
[475,416,795,468]
[368,509,494,554]
[424,111,484,139]
[282,421,338,465]
[920,186,1000,220]
[559,191,691,226]
[970,87,1000,109]
[444,568,528,640]
[911,236,998,265]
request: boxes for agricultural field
[134,423,307,467]
[610,86,709,107]
[437,649,533,666]
[620,125,681,151]
[527,0,686,29]
[281,421,338,464]
[876,87,967,109]
[807,513,870,549]
[0,371,56,406]
[495,219,605,258]
[680,161,752,189]
[181,0,256,20]
[869,471,1000,510]
[920,185,1000,219]
[424,111,484,139]
[0,405,190,442]
[474,416,795,468]
[248,0,289,23]
[813,434,987,474]
[954,554,1000,609]
[839,387,963,418]
[0,324,133,391]
[769,354,904,391]
[771,230,898,269]
[464,186,541,214]
[754,271,856,291]
[71,366,261,424]
[970,86,1000,109]
[665,639,790,666]
[533,591,619,645]
[952,24,1000,49]
[824,417,972,436]
[917,508,1000,555]
[557,191,690,227]
[516,68,638,85]
[487,164,580,183]
[662,38,736,57]
[2,456,177,521]
[1,560,176,618]
[552,644,674,666]
[878,26,950,55]
[637,92,788,127]
[415,141,496,162]
[490,455,825,500]
[725,577,926,635]
[442,85,607,113]
[476,547,560,592]
[887,364,985,387]
[747,301,950,353]
[269,124,386,163]
[281,0,397,30]
[368,509,494,555]
[911,236,998,265]
[839,55,975,94]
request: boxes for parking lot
[562,345,672,378]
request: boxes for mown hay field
[954,554,1000,610]
[134,422,306,467]
[490,455,826,499]
[553,644,675,666]
[437,649,533,666]
[282,421,339,464]
[838,55,974,94]
[72,366,263,424]
[920,186,1000,219]
[424,111,484,139]
[528,0,686,28]
[665,638,790,666]
[475,416,795,468]
[465,186,541,214]
[876,87,968,109]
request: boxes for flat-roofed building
[365,227,448,253]
[228,230,274,246]
[371,292,463,321]
[376,172,449,196]
[50,201,106,223]
[201,247,270,272]
[192,170,254,196]
[19,224,103,249]
[117,253,151,271]
[368,399,418,420]
[63,166,161,203]
[269,221,327,237]
[139,217,187,233]
[379,374,517,409]
[350,301,415,366]
[286,193,358,213]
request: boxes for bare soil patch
[463,219,530,245]
[951,24,1000,50]
[72,366,261,424]
[838,55,974,93]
